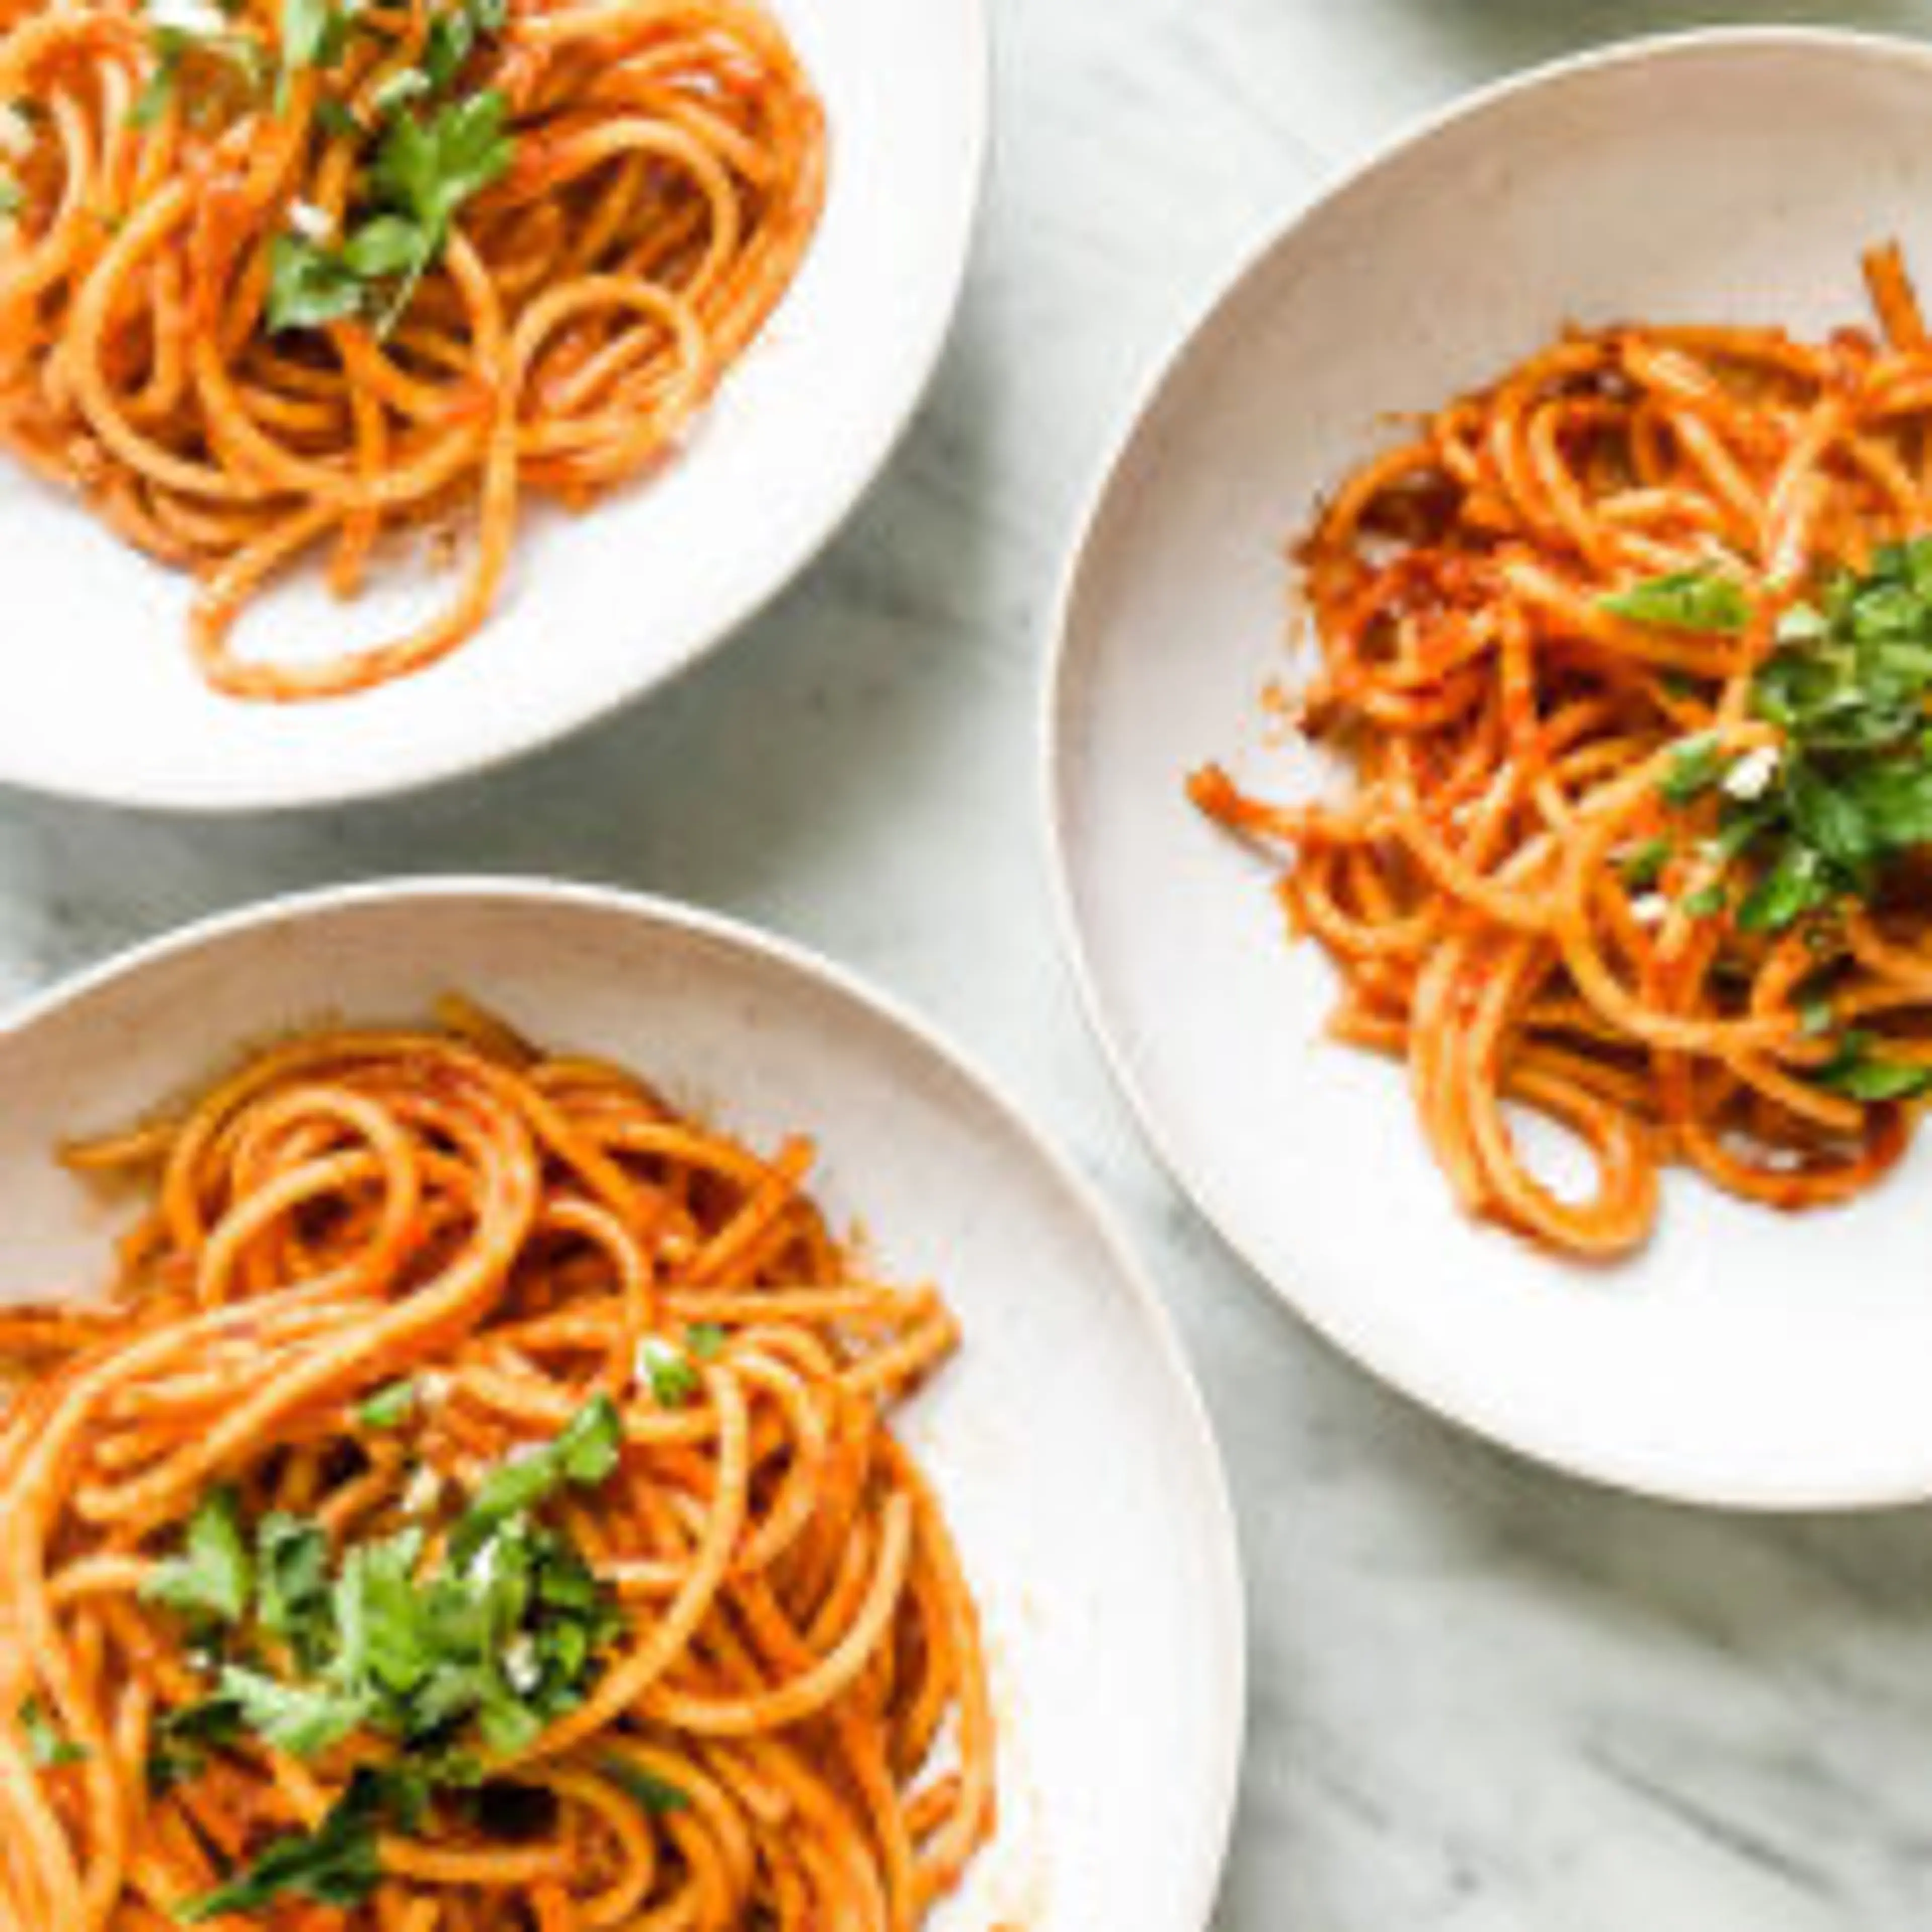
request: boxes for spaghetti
[0,1003,993,1927]
[0,0,824,699]
[1193,247,1932,1259]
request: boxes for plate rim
[0,872,1249,1925]
[3,0,994,815]
[1040,23,1932,1513]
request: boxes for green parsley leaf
[421,10,473,87]
[0,175,21,219]
[145,1740,202,1796]
[372,89,512,247]
[476,1695,543,1756]
[145,1695,244,1794]
[1736,841,1829,935]
[638,1337,700,1409]
[273,0,349,109]
[332,1508,616,1754]
[314,95,361,137]
[217,1664,366,1758]
[177,1767,389,1919]
[1703,537,1932,937]
[1602,570,1751,635]
[1784,761,1873,875]
[344,213,428,278]
[554,1394,623,1483]
[1658,736,1727,807]
[1843,757,1932,852]
[146,1405,625,1841]
[357,1379,418,1430]
[144,1486,252,1627]
[601,1755,691,1815]
[1614,838,1671,892]
[454,1452,554,1537]
[329,1526,430,1700]
[1710,799,1781,865]
[1681,881,1728,919]
[459,1395,623,1542]
[19,1697,85,1768]
[422,0,506,88]
[265,232,365,333]
[1798,994,1836,1037]
[269,92,513,337]
[132,20,269,127]
[1809,1032,1932,1103]
[280,0,347,69]
[685,1322,728,1362]
[257,1513,333,1668]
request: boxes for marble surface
[16,0,1932,1924]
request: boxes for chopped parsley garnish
[1735,840,1827,935]
[177,1767,395,1919]
[129,0,515,338]
[313,94,362,137]
[357,1378,418,1430]
[1625,540,1932,1099]
[455,1392,622,1548]
[143,1485,252,1627]
[264,231,365,330]
[637,1336,702,1409]
[131,3,271,128]
[216,1662,365,1757]
[1658,735,1726,806]
[265,90,514,334]
[1602,568,1752,635]
[1646,541,1932,943]
[0,175,21,219]
[255,1512,334,1664]
[601,1756,691,1815]
[422,0,505,88]
[19,1696,85,1768]
[1809,1030,1932,1102]
[371,90,512,273]
[145,1694,244,1794]
[685,1322,728,1362]
[280,0,352,76]
[1614,837,1671,891]
[1798,993,1836,1038]
[157,1400,626,1921]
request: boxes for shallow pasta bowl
[0,0,987,810]
[0,878,1242,1927]
[1048,27,1932,1507]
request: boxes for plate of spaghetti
[1050,29,1932,1505]
[0,880,1242,1928]
[0,0,984,806]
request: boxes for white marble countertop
[16,1,1932,1924]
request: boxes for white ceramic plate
[0,880,1243,1929]
[1049,28,1932,1509]
[0,0,986,811]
